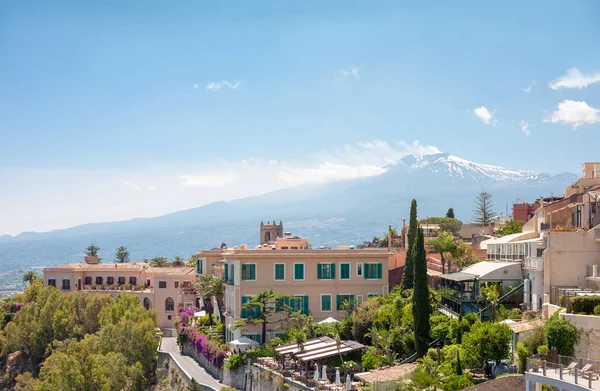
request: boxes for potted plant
[91,284,97,290]
[101,283,106,290]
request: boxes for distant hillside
[0,153,576,274]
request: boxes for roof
[442,261,522,281]
[45,263,196,276]
[501,320,540,334]
[440,272,479,282]
[479,232,541,249]
[274,336,365,362]
[354,364,417,384]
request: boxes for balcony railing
[84,284,152,293]
[524,257,544,271]
[526,354,600,390]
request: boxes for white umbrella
[314,363,319,381]
[335,369,341,386]
[322,365,327,381]
[318,317,340,324]
[193,310,206,317]
[346,374,351,390]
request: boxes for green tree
[234,288,288,345]
[38,351,84,391]
[15,372,38,391]
[427,230,457,274]
[149,257,168,267]
[171,256,185,267]
[413,228,430,358]
[446,208,455,219]
[479,284,501,322]
[545,313,579,356]
[377,227,398,248]
[212,277,227,341]
[187,255,199,268]
[22,271,39,286]
[401,199,418,291]
[456,350,462,375]
[194,274,216,327]
[497,219,524,235]
[462,322,511,368]
[473,191,495,226]
[114,246,130,263]
[450,241,476,271]
[85,243,101,261]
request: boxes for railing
[84,284,151,293]
[399,338,442,364]
[524,257,544,270]
[526,354,600,390]
[541,223,551,231]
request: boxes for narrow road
[160,337,224,391]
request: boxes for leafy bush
[440,374,474,391]
[225,353,242,370]
[361,347,382,370]
[571,296,600,314]
[461,322,511,368]
[545,314,579,356]
[594,305,600,316]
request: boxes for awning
[318,317,340,324]
[274,336,365,362]
[440,272,478,282]
[229,336,258,346]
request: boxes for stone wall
[250,364,313,391]
[181,340,245,390]
[560,313,600,360]
[157,351,219,391]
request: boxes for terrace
[526,354,600,391]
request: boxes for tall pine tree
[412,227,431,358]
[401,199,418,291]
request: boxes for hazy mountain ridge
[0,153,577,276]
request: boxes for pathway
[160,337,224,391]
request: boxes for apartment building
[43,256,197,328]
[221,234,390,344]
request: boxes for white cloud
[268,160,277,166]
[147,186,158,191]
[178,174,237,187]
[123,181,142,191]
[206,81,241,91]
[193,84,199,89]
[544,100,600,129]
[522,81,535,93]
[474,106,496,124]
[549,68,600,90]
[340,67,360,80]
[520,120,531,136]
[277,163,385,186]
[397,140,442,157]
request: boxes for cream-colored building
[221,238,390,344]
[43,256,197,329]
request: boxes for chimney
[387,225,392,251]
[284,232,292,239]
[402,219,406,228]
[143,259,148,263]
[84,256,99,264]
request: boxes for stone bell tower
[260,220,283,245]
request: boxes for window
[367,293,381,298]
[321,295,332,312]
[84,276,92,285]
[317,263,335,280]
[197,259,203,274]
[143,297,150,310]
[118,277,126,285]
[165,297,174,312]
[288,296,309,315]
[242,264,257,280]
[95,276,103,285]
[364,263,382,279]
[146,279,151,287]
[241,296,260,318]
[274,264,285,281]
[357,262,363,277]
[107,277,114,285]
[159,281,167,289]
[336,294,355,311]
[294,263,305,281]
[356,295,363,306]
[129,277,137,285]
[48,279,56,287]
[243,334,261,344]
[175,281,179,289]
[62,279,71,290]
[340,263,350,280]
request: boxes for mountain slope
[0,153,576,273]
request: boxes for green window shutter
[317,264,322,280]
[336,295,341,311]
[322,295,331,311]
[250,264,256,280]
[303,296,309,315]
[377,263,382,279]
[340,264,348,279]
[331,263,336,279]
[364,264,368,279]
[275,264,284,280]
[231,265,235,284]
[241,296,248,318]
[224,265,229,281]
[295,264,304,280]
[197,259,203,274]
[241,264,247,280]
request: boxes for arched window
[143,297,151,310]
[166,297,174,312]
[264,231,271,243]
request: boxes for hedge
[571,296,600,314]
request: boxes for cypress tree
[401,199,418,291]
[412,228,430,358]
[456,350,463,375]
[456,313,463,344]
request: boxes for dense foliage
[412,228,431,358]
[176,306,228,369]
[571,295,600,314]
[401,199,418,291]
[0,281,159,390]
[461,322,511,368]
[545,313,579,356]
[496,220,524,235]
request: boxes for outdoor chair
[560,362,578,375]
[581,365,599,381]
[577,364,593,377]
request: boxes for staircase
[399,338,442,364]
[478,282,524,320]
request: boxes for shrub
[571,296,600,314]
[361,347,382,370]
[461,322,511,368]
[220,387,236,391]
[440,374,474,391]
[225,353,242,370]
[594,305,600,316]
[546,314,579,356]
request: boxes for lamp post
[436,340,443,365]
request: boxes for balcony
[587,265,600,281]
[84,284,152,294]
[524,257,544,271]
[526,354,600,390]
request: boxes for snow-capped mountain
[0,153,577,273]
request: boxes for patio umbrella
[346,374,351,390]
[314,363,319,381]
[335,369,341,386]
[322,365,328,381]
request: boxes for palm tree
[194,274,216,327]
[211,277,227,340]
[22,271,38,285]
[171,256,185,267]
[187,255,199,268]
[450,241,476,271]
[426,230,457,274]
[149,257,169,267]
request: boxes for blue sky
[1,1,599,235]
